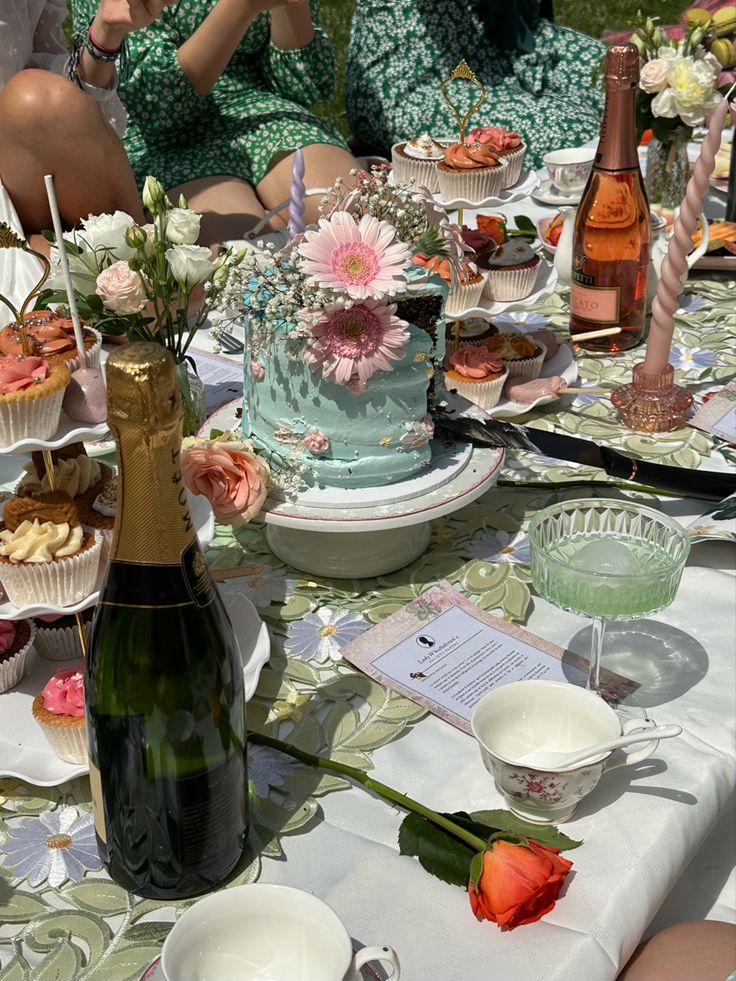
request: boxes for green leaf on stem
[514,215,536,232]
[470,810,583,850]
[398,811,475,887]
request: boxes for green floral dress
[345,1,606,169]
[72,0,348,191]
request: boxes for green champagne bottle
[86,343,248,899]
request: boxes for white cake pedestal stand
[260,444,504,578]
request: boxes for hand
[94,0,176,42]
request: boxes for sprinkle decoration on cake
[217,165,475,491]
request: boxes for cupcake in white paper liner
[444,346,509,410]
[436,144,508,202]
[478,241,541,302]
[33,609,94,661]
[412,255,486,316]
[0,525,102,608]
[32,664,87,764]
[0,619,36,693]
[391,134,446,192]
[0,358,69,446]
[464,126,527,188]
[488,334,547,380]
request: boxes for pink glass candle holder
[611,362,693,433]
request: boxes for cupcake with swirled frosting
[32,664,87,763]
[391,133,447,192]
[465,126,527,188]
[476,241,541,302]
[437,143,508,203]
[487,331,546,380]
[0,355,69,446]
[0,494,102,607]
[444,345,508,409]
[0,310,101,373]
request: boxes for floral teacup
[542,147,596,196]
[470,680,663,824]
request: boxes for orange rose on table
[469,838,573,929]
[182,432,270,526]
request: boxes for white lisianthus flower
[651,55,720,126]
[639,58,669,93]
[166,244,216,288]
[657,45,678,61]
[79,211,137,260]
[165,208,202,245]
[96,260,147,314]
[142,176,166,215]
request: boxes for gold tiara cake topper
[439,59,487,142]
[0,220,52,356]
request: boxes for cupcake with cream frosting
[477,241,541,302]
[0,310,101,373]
[0,619,36,692]
[437,143,508,202]
[32,664,87,763]
[0,355,69,446]
[0,494,102,607]
[487,332,546,380]
[445,345,508,409]
[391,134,446,192]
[465,126,527,187]
[412,254,487,316]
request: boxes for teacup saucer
[140,951,383,980]
[532,179,584,206]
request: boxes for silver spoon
[549,724,682,769]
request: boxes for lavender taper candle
[644,85,735,374]
[287,148,306,239]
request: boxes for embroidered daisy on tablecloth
[284,607,370,663]
[466,530,532,564]
[669,345,718,373]
[247,744,295,798]
[1,806,102,887]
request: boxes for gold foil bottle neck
[604,43,640,90]
[106,343,182,432]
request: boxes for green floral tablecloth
[0,279,733,981]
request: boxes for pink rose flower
[303,429,331,456]
[250,360,265,381]
[96,260,147,315]
[182,436,270,526]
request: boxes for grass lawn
[315,0,689,136]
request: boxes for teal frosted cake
[242,271,447,489]
[223,166,466,491]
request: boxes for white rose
[165,208,202,245]
[657,46,678,61]
[80,211,137,261]
[639,59,669,93]
[96,260,147,314]
[166,245,216,288]
[652,55,720,126]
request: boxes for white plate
[0,492,215,620]
[531,179,583,207]
[435,169,540,210]
[0,592,270,787]
[486,340,578,419]
[451,261,558,319]
[84,429,115,457]
[0,416,109,455]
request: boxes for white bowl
[542,147,596,196]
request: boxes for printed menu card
[342,582,637,734]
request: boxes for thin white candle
[644,85,735,375]
[43,174,88,368]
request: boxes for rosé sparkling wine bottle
[570,43,651,354]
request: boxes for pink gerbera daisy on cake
[298,211,410,299]
[301,300,410,386]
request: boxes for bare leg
[255,144,356,227]
[618,920,736,981]
[0,70,143,233]
[167,176,283,250]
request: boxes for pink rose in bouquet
[182,433,270,526]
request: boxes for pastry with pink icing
[464,126,527,187]
[0,354,70,446]
[504,375,567,404]
[32,663,88,763]
[445,345,509,409]
[0,618,36,692]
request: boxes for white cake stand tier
[260,442,504,578]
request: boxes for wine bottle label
[570,283,620,325]
[88,761,108,844]
[181,539,216,609]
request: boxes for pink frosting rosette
[303,430,331,456]
[182,433,270,526]
[465,126,522,152]
[0,621,16,653]
[0,355,48,394]
[448,346,504,379]
[41,665,85,717]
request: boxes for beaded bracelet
[84,20,123,62]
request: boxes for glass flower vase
[645,130,689,210]
[176,360,206,437]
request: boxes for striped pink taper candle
[644,84,736,374]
